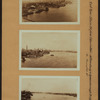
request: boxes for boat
[50,54,54,56]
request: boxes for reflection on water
[31,93,77,100]
[23,4,77,22]
[22,52,77,68]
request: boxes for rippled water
[23,3,77,22]
[22,52,77,68]
[31,93,77,100]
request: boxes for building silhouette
[26,45,28,50]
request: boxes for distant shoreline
[50,51,77,53]
[31,92,77,97]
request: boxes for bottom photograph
[19,76,80,100]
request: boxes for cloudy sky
[21,32,79,51]
[21,77,78,93]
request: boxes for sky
[21,32,78,51]
[21,77,78,93]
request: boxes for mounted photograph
[19,0,80,24]
[19,76,80,100]
[19,30,80,70]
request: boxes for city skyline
[21,32,79,51]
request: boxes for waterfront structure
[23,0,66,3]
[26,45,28,50]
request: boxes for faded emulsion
[22,0,78,22]
[20,31,80,69]
[22,51,77,68]
[20,77,79,100]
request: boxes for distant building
[26,45,28,50]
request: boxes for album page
[2,0,98,100]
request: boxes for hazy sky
[21,32,78,51]
[21,77,78,93]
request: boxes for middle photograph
[19,30,80,70]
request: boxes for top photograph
[19,0,80,24]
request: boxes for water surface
[31,93,77,100]
[22,52,77,68]
[23,3,77,22]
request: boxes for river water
[22,52,77,68]
[23,3,77,22]
[31,93,77,100]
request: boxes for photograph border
[19,76,80,100]
[19,0,80,24]
[19,30,80,71]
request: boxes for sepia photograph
[19,76,80,100]
[19,0,80,24]
[19,30,80,70]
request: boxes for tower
[26,45,28,50]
